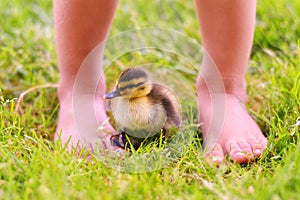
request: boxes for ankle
[57,81,74,105]
[196,74,248,102]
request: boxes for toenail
[212,156,222,163]
[254,149,261,155]
[212,156,218,162]
[234,152,244,157]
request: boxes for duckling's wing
[149,83,181,129]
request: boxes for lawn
[0,0,300,199]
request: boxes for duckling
[104,67,181,149]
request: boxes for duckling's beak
[103,88,121,99]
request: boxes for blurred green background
[0,0,299,199]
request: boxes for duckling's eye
[140,87,145,90]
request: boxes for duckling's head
[104,68,153,99]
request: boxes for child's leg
[54,0,119,151]
[194,0,267,163]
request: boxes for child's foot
[55,84,121,153]
[197,76,268,164]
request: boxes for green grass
[0,0,300,199]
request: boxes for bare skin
[195,0,267,163]
[54,0,120,152]
[54,0,268,163]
